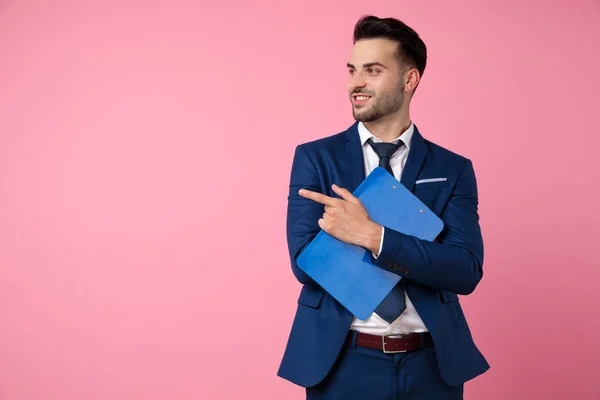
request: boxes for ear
[404,68,420,93]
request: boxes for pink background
[1,0,599,399]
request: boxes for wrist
[361,222,383,255]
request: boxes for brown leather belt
[345,331,434,354]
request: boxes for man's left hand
[299,184,382,254]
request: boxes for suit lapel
[342,122,366,192]
[400,125,428,192]
[341,122,429,193]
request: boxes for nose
[349,70,366,92]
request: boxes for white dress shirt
[349,121,429,336]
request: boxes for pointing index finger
[299,189,338,207]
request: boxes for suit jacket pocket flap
[298,285,325,308]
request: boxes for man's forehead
[349,39,398,64]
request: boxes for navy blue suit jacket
[277,122,490,388]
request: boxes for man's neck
[363,111,412,143]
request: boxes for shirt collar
[357,121,415,150]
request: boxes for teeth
[356,96,370,101]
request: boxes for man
[277,15,489,399]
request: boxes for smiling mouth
[352,94,372,105]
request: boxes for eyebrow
[347,62,389,70]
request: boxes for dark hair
[353,15,427,79]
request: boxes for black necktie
[366,138,404,176]
[366,138,407,323]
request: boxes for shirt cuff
[372,226,385,259]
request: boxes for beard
[351,82,405,122]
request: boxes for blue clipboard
[297,167,444,320]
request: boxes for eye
[367,68,380,75]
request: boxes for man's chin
[352,109,377,123]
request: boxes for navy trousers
[306,331,464,400]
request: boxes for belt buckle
[381,334,408,354]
